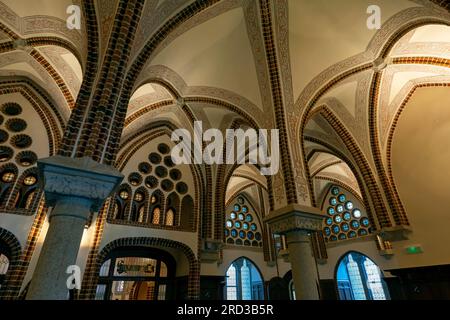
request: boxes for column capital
[264,204,326,235]
[37,155,124,213]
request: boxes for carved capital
[38,156,124,212]
[264,204,326,235]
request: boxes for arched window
[336,252,390,300]
[151,207,161,225]
[225,257,264,300]
[14,172,39,210]
[165,209,174,226]
[0,243,10,289]
[323,185,373,242]
[225,196,263,247]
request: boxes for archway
[335,252,390,300]
[224,257,264,300]
[96,246,176,300]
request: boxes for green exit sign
[406,246,423,254]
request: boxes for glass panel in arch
[114,257,157,277]
[0,254,9,275]
[99,259,111,277]
[160,262,168,277]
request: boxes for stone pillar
[26,156,123,300]
[264,204,326,300]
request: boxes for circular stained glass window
[327,207,335,215]
[157,143,170,154]
[138,162,151,174]
[336,205,344,213]
[235,221,241,229]
[343,212,351,221]
[331,186,339,195]
[242,206,248,213]
[324,227,331,236]
[361,217,370,227]
[247,231,254,240]
[353,209,361,218]
[326,217,332,226]
[239,231,246,239]
[163,156,175,168]
[341,222,350,232]
[255,232,262,241]
[161,179,174,192]
[0,129,8,143]
[238,197,244,204]
[250,223,257,231]
[332,225,340,234]
[176,182,188,194]
[358,229,368,236]
[231,229,237,238]
[149,153,162,164]
[128,172,142,186]
[330,236,337,242]
[2,103,22,116]
[224,229,229,237]
[169,169,182,181]
[338,194,346,203]
[338,233,347,240]
[238,213,244,221]
[0,146,13,162]
[145,176,158,189]
[243,223,249,230]
[155,166,168,178]
[2,172,15,183]
[329,197,337,206]
[245,215,253,222]
[119,191,129,200]
[351,220,360,229]
[345,201,353,210]
[230,212,236,219]
[348,231,357,238]
[134,192,144,202]
[16,151,37,167]
[334,215,342,223]
[226,220,232,228]
[234,204,240,212]
[6,118,27,132]
[11,134,32,149]
[23,175,36,186]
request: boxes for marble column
[26,156,123,300]
[264,204,326,300]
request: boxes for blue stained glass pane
[351,220,360,229]
[234,205,240,212]
[353,209,361,218]
[230,212,236,219]
[328,207,335,215]
[235,221,242,229]
[255,232,261,241]
[361,217,370,227]
[329,197,337,206]
[224,229,229,237]
[238,214,244,221]
[245,215,253,222]
[358,229,368,236]
[231,229,237,237]
[334,215,342,223]
[343,212,351,221]
[345,201,353,210]
[341,223,350,232]
[250,224,257,231]
[326,217,333,225]
[324,227,331,236]
[243,223,249,230]
[332,225,340,234]
[226,220,233,228]
[336,205,344,213]
[330,235,338,241]
[239,231,245,239]
[247,231,254,240]
[338,194,346,203]
[338,233,347,240]
[331,187,340,195]
[348,231,357,238]
[242,206,248,213]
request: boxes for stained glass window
[225,258,264,300]
[337,252,389,301]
